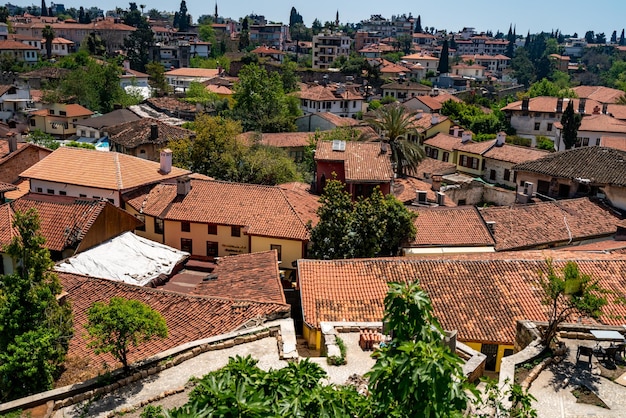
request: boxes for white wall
[29,179,119,206]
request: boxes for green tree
[28,129,59,149]
[414,15,422,33]
[240,145,301,185]
[86,297,167,372]
[145,62,170,96]
[537,260,608,347]
[0,6,8,23]
[0,209,73,401]
[309,180,417,259]
[527,77,576,98]
[281,60,300,93]
[366,282,469,417]
[239,17,250,51]
[437,39,449,74]
[560,100,581,150]
[124,17,154,72]
[173,0,189,32]
[42,25,54,59]
[230,63,300,132]
[366,104,425,177]
[82,31,106,56]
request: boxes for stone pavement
[529,340,626,418]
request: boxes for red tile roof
[483,144,550,164]
[278,182,321,227]
[577,113,626,134]
[20,147,191,192]
[424,132,496,155]
[315,141,394,182]
[107,118,194,148]
[294,83,364,101]
[479,198,625,251]
[573,86,625,104]
[409,206,494,247]
[238,131,314,148]
[164,68,220,78]
[126,179,310,241]
[411,157,457,178]
[501,97,602,114]
[0,40,38,50]
[0,193,118,252]
[601,136,626,152]
[392,176,456,207]
[60,272,290,367]
[190,251,285,304]
[298,253,626,345]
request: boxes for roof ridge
[113,152,123,190]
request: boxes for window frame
[181,221,191,232]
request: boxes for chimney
[452,126,460,137]
[160,148,172,174]
[592,105,601,115]
[556,97,563,113]
[602,103,609,114]
[7,132,16,153]
[485,221,496,234]
[496,131,506,146]
[431,113,439,125]
[578,98,586,114]
[176,176,191,196]
[521,97,530,111]
[431,174,442,191]
[461,130,473,143]
[150,123,159,140]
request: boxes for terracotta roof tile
[513,147,626,187]
[0,193,111,251]
[479,198,625,251]
[483,143,550,164]
[573,86,625,104]
[409,206,494,247]
[411,157,457,178]
[146,97,196,113]
[501,97,602,114]
[294,84,363,101]
[129,179,309,241]
[60,273,290,367]
[237,131,314,148]
[314,112,362,127]
[0,39,38,50]
[77,109,140,129]
[601,136,626,152]
[108,118,194,148]
[190,251,285,304]
[298,253,626,345]
[392,176,455,207]
[315,141,394,182]
[164,68,219,78]
[20,147,191,191]
[278,182,321,227]
[424,132,496,155]
[577,113,626,134]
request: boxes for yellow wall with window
[164,220,249,257]
[463,341,514,372]
[456,151,484,176]
[250,235,304,271]
[126,207,165,243]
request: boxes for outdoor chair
[604,346,619,365]
[576,345,593,363]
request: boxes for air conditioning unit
[415,190,428,205]
[523,181,534,197]
[436,191,445,206]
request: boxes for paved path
[52,333,376,417]
[529,341,626,418]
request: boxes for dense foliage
[0,209,73,401]
[441,100,507,136]
[309,180,417,259]
[86,297,168,371]
[560,100,582,149]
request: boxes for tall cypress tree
[561,100,582,150]
[620,29,625,46]
[414,15,422,33]
[438,39,449,74]
[41,0,48,16]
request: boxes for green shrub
[327,336,347,366]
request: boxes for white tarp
[55,232,189,286]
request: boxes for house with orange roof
[408,112,452,142]
[314,140,394,198]
[0,193,140,270]
[513,147,626,210]
[572,85,625,104]
[28,103,93,138]
[297,252,626,371]
[237,131,314,162]
[501,96,602,142]
[462,54,510,74]
[358,42,396,58]
[600,136,626,152]
[479,197,626,252]
[451,63,486,80]
[57,271,290,379]
[164,68,220,93]
[293,83,365,118]
[482,133,550,188]
[45,36,75,56]
[295,111,363,132]
[0,136,51,185]
[251,45,285,63]
[381,80,431,101]
[392,175,456,207]
[424,129,499,177]
[400,53,439,71]
[19,147,191,207]
[554,112,626,151]
[0,39,39,64]
[124,178,310,277]
[277,182,321,227]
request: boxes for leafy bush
[327,336,347,366]
[536,136,555,151]
[506,135,532,147]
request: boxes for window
[154,218,164,234]
[181,238,193,253]
[59,190,67,196]
[231,225,241,237]
[472,158,479,170]
[504,169,511,181]
[48,109,54,115]
[36,187,43,193]
[136,214,146,231]
[206,241,218,257]
[431,148,438,159]
[79,194,86,197]
[534,122,540,131]
[489,170,496,180]
[59,110,67,116]
[547,123,553,132]
[30,119,35,126]
[207,223,218,234]
[596,138,601,146]
[442,152,449,162]
[271,244,282,261]
[582,137,589,146]
[181,221,191,232]
[47,189,54,194]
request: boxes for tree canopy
[560,100,582,150]
[0,209,73,401]
[86,297,167,371]
[309,180,417,259]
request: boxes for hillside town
[1,2,626,417]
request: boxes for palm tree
[42,25,54,59]
[366,103,425,177]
